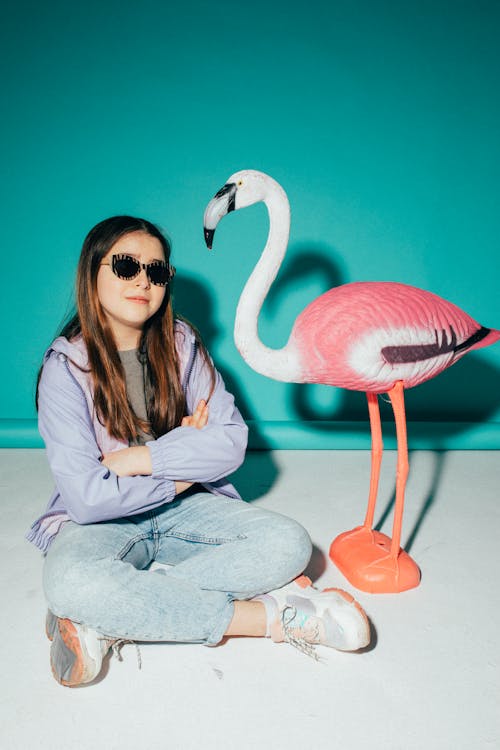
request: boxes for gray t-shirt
[118,348,153,445]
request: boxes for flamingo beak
[203,182,237,249]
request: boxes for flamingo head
[203,169,272,248]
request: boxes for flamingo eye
[237,180,243,187]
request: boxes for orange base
[329,526,421,594]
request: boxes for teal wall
[2,0,500,448]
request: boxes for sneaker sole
[51,618,93,687]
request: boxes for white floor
[1,448,499,750]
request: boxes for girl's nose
[135,266,150,289]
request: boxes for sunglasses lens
[148,262,169,286]
[113,255,140,279]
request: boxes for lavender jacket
[26,320,248,553]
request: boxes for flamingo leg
[387,381,409,557]
[329,379,420,593]
[364,392,383,529]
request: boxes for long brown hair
[38,216,214,442]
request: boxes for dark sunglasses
[101,254,175,287]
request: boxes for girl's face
[97,231,167,349]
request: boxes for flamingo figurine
[203,169,500,593]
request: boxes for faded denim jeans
[43,491,312,645]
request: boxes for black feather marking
[381,325,489,365]
[213,182,236,213]
[453,326,490,353]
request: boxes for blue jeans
[43,491,312,645]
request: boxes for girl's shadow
[172,273,278,502]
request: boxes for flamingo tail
[466,327,500,353]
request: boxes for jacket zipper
[182,340,198,394]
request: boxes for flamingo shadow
[263,242,500,551]
[267,245,500,430]
[290,354,500,430]
[175,246,499,552]
[264,242,345,313]
[373,450,447,559]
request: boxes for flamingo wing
[289,281,497,392]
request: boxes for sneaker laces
[281,606,321,662]
[100,638,142,670]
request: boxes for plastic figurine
[204,169,500,593]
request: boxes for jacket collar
[46,319,195,366]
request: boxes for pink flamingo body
[204,170,500,593]
[290,280,500,392]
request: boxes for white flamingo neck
[234,183,302,382]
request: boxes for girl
[27,216,370,687]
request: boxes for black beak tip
[204,227,215,249]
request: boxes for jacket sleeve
[146,345,248,482]
[38,352,176,524]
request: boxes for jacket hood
[45,334,89,368]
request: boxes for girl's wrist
[132,446,153,475]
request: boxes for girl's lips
[126,297,149,304]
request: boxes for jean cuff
[204,595,235,646]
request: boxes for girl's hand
[101,446,152,477]
[181,399,209,429]
[174,401,208,494]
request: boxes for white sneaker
[256,580,370,657]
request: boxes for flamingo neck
[234,185,302,382]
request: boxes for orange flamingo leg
[329,382,421,593]
[364,391,383,529]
